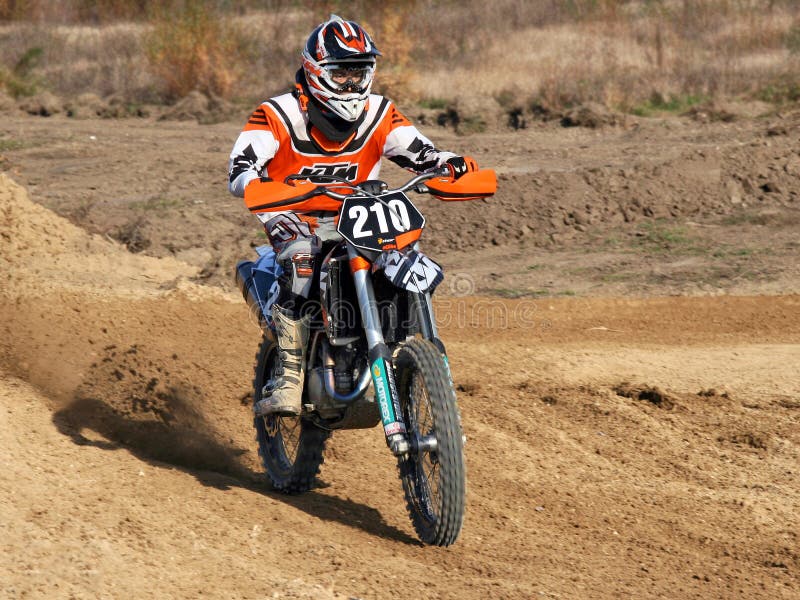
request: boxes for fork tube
[349,249,383,350]
[348,246,408,453]
[413,291,438,341]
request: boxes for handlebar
[282,170,451,225]
[284,168,451,201]
[244,167,495,214]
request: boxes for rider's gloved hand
[444,156,478,180]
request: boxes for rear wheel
[253,335,330,493]
[395,338,465,546]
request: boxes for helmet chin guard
[301,15,381,122]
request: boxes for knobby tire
[395,338,466,546]
[252,335,330,493]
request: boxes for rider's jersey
[228,92,457,199]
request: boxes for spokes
[411,373,434,434]
[421,453,441,508]
[263,415,301,463]
[408,370,441,514]
[260,350,302,464]
[279,417,301,461]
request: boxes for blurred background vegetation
[1,0,799,117]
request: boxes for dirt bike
[234,167,496,546]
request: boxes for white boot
[255,307,309,417]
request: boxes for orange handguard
[244,179,343,213]
[426,169,497,201]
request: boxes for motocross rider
[228,15,478,418]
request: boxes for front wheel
[395,338,466,546]
[252,335,330,493]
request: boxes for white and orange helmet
[301,15,381,122]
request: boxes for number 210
[349,200,411,238]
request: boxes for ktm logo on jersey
[299,162,358,180]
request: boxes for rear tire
[395,338,466,546]
[253,335,330,493]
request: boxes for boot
[255,307,309,417]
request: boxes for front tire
[253,335,330,493]
[395,338,466,546]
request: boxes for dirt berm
[2,160,799,599]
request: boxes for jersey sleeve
[227,105,281,198]
[381,104,457,173]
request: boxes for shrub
[757,78,800,104]
[0,45,42,97]
[143,0,253,101]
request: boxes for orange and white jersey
[228,93,457,199]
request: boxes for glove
[444,156,478,180]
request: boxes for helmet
[301,15,381,122]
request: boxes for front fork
[348,247,456,456]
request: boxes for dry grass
[0,2,305,102]
[1,22,150,99]
[414,1,800,112]
[1,0,799,113]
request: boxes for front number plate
[337,192,425,252]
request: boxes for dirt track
[1,106,800,598]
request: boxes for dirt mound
[159,90,235,123]
[683,103,737,124]
[6,91,152,119]
[0,89,18,114]
[18,91,63,117]
[388,112,793,290]
[418,111,800,263]
[64,92,110,119]
[0,174,197,296]
[413,99,627,135]
[0,177,248,494]
[613,382,676,409]
[560,102,627,128]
